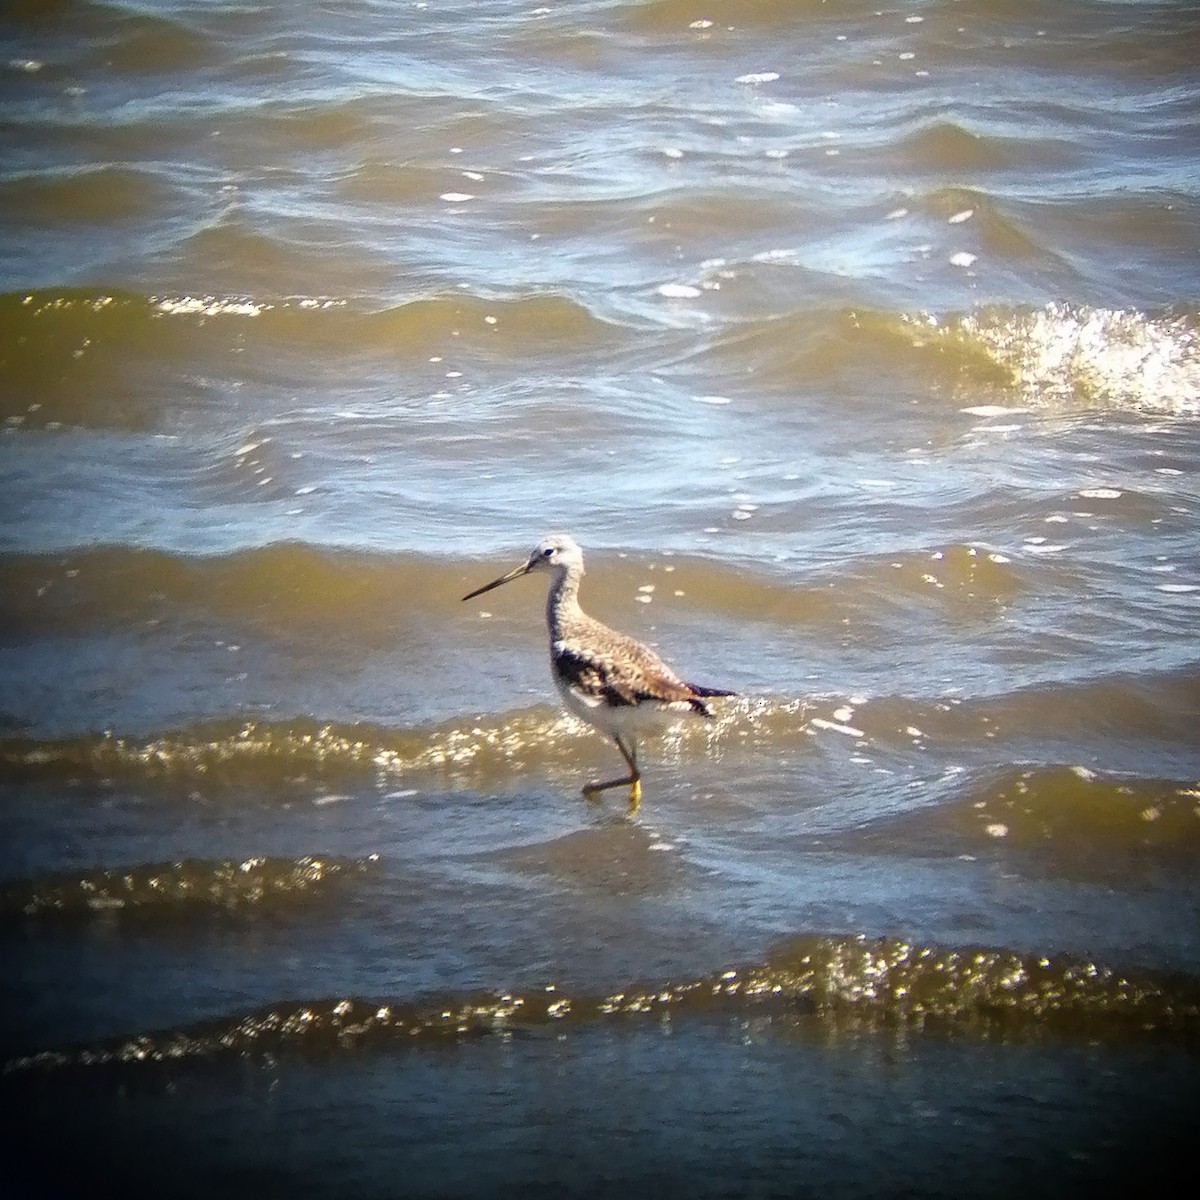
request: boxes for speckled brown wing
[553,618,714,712]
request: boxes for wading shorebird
[462,534,734,811]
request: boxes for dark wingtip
[687,683,736,698]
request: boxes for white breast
[554,672,692,738]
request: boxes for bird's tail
[687,683,736,698]
[685,682,735,719]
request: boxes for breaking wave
[0,854,380,919]
[8,932,1198,1073]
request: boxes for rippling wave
[3,670,1197,835]
[846,764,1200,857]
[0,538,1028,639]
[696,302,1200,414]
[8,932,1198,1075]
[5,0,1200,1186]
[0,711,687,784]
[4,286,1197,434]
[931,304,1200,414]
[0,286,630,429]
[0,853,379,918]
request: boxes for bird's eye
[542,547,554,557]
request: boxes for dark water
[3,0,1200,1195]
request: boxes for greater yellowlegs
[462,534,734,811]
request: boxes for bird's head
[462,533,583,601]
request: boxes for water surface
[2,1,1199,1195]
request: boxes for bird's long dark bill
[461,562,530,601]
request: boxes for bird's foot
[581,774,640,807]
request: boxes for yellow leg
[582,775,634,799]
[581,736,641,811]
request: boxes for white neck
[546,562,583,639]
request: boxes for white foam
[155,295,265,317]
[810,717,865,739]
[952,304,1200,414]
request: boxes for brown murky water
[2,0,1199,1195]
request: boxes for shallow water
[2,0,1200,1195]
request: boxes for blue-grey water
[2,1,1199,1196]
